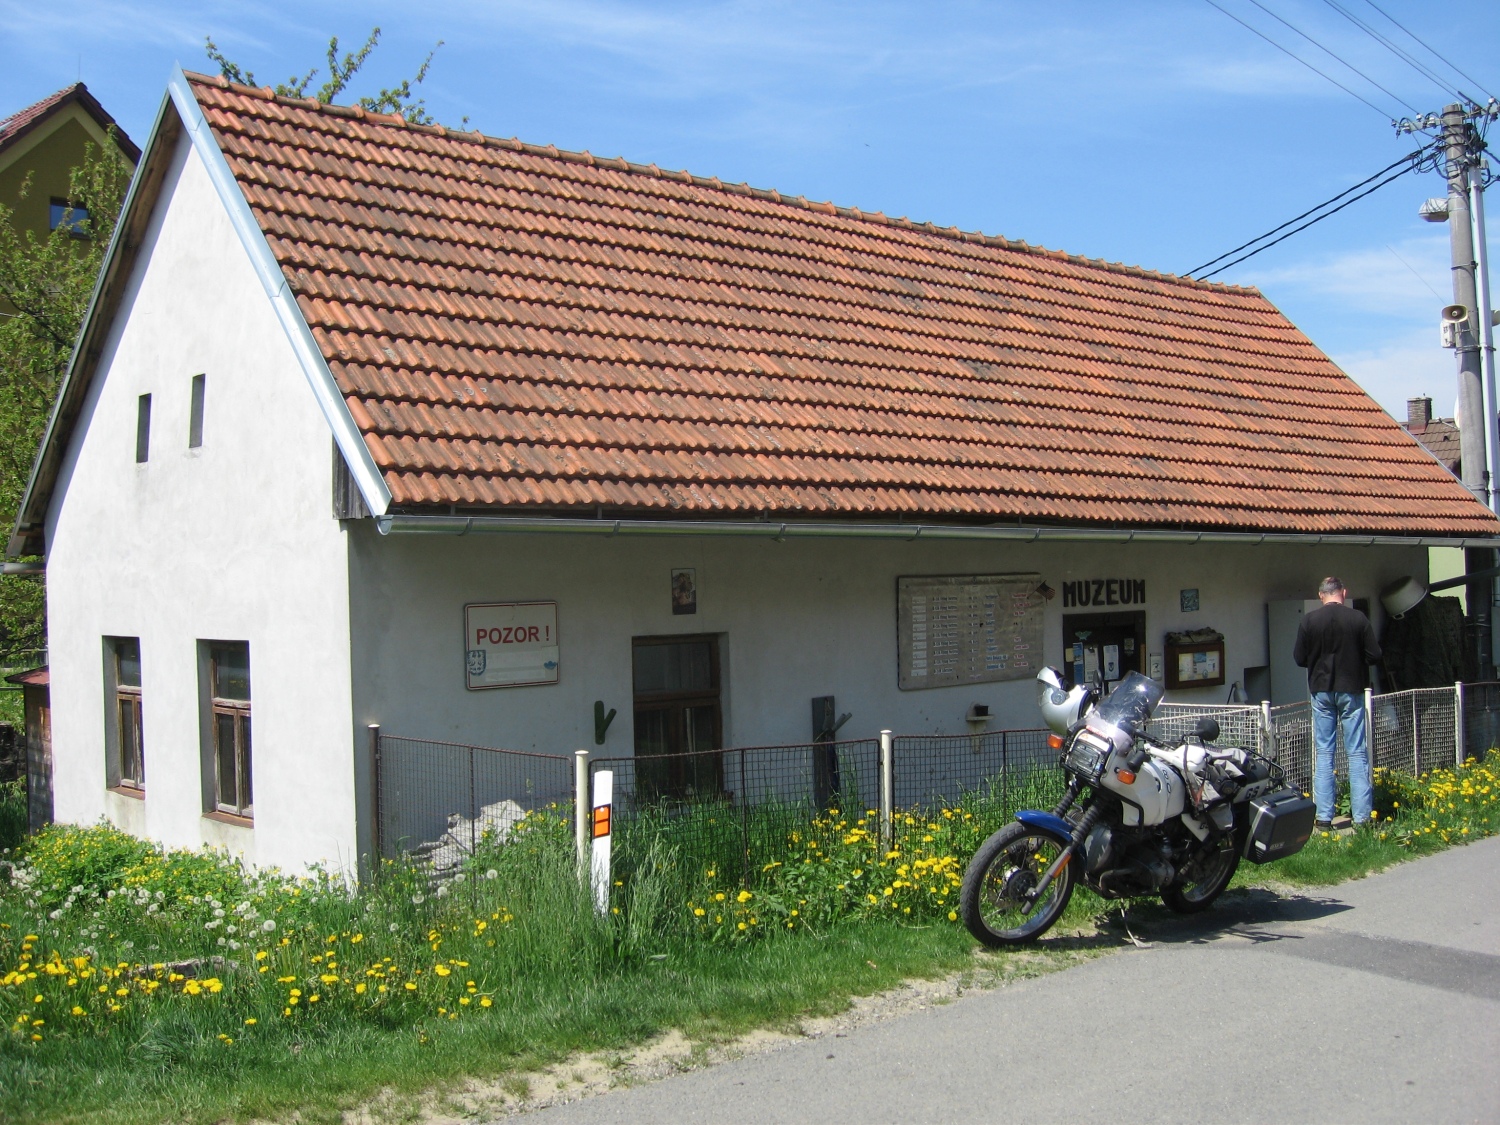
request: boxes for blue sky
[5,0,1499,422]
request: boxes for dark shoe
[1314,820,1333,832]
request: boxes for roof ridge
[185,70,1254,298]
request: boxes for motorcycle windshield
[1089,672,1164,739]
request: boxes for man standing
[1293,577,1382,829]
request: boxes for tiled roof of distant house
[0,83,140,163]
[1401,396,1461,477]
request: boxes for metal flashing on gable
[166,68,391,518]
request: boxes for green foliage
[0,781,24,852]
[204,28,450,127]
[0,136,131,659]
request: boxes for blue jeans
[1312,691,1372,824]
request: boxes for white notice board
[465,601,559,689]
[897,574,1045,690]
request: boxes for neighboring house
[1401,395,1467,608]
[10,69,1499,872]
[1402,396,1460,475]
[0,82,140,255]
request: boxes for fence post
[573,749,590,881]
[368,724,381,868]
[1259,701,1272,761]
[1455,681,1466,767]
[879,730,893,851]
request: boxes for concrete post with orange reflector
[590,770,613,915]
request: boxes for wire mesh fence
[373,734,573,871]
[890,730,1060,813]
[1371,688,1456,776]
[372,684,1496,880]
[589,739,879,888]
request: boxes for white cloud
[1332,327,1459,421]
[1242,232,1450,313]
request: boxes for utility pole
[1446,101,1497,679]
[1414,102,1497,678]
[1442,104,1487,506]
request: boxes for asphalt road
[524,836,1500,1124]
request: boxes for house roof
[0,82,141,164]
[1404,416,1461,475]
[15,71,1500,552]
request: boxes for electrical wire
[1243,0,1418,116]
[1202,0,1397,120]
[1320,0,1469,104]
[1183,145,1432,277]
[1359,0,1498,106]
[1192,162,1423,280]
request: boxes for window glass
[49,198,91,238]
[115,638,141,688]
[215,713,238,807]
[189,374,205,448]
[212,643,251,701]
[633,640,714,695]
[135,394,151,463]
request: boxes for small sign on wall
[465,601,559,689]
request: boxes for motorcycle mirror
[1193,716,1220,742]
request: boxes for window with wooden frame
[632,635,723,801]
[209,642,252,818]
[113,638,144,790]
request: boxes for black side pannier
[1243,789,1317,864]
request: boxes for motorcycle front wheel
[960,822,1075,946]
[1160,833,1240,914]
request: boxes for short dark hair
[1318,576,1345,597]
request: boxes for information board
[897,574,1045,690]
[465,601,560,689]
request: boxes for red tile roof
[0,83,140,163]
[187,73,1499,536]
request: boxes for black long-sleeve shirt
[1293,601,1382,694]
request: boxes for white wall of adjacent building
[42,124,360,871]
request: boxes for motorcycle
[959,669,1316,946]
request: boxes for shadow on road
[1080,887,1355,948]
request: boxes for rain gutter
[374,514,1500,550]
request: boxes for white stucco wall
[43,125,358,871]
[347,525,1425,847]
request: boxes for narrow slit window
[135,394,151,463]
[188,374,205,448]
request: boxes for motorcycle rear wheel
[960,822,1075,946]
[1160,833,1239,914]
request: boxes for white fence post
[879,729,893,851]
[573,749,590,881]
[1259,701,1272,760]
[1455,681,1466,767]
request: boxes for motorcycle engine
[1090,834,1177,896]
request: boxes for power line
[1320,0,1469,103]
[1359,0,1498,105]
[1193,165,1420,279]
[1202,0,1397,120]
[1243,0,1418,115]
[1184,146,1431,277]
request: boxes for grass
[1,751,1496,1125]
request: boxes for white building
[12,70,1498,872]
